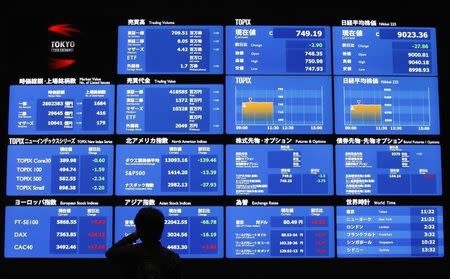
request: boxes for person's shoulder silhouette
[106,207,182,279]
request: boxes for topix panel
[117,25,223,74]
[226,26,331,75]
[8,85,115,135]
[226,76,332,134]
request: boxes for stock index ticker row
[5,24,444,259]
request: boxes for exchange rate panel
[116,145,223,195]
[226,206,334,258]
[337,206,444,257]
[4,206,113,258]
[115,206,223,258]
[336,145,442,196]
[117,25,223,74]
[226,76,332,134]
[8,85,114,135]
[117,84,223,134]
[7,145,113,196]
[226,26,331,75]
[334,76,439,134]
[226,145,333,196]
[333,27,437,76]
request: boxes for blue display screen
[337,206,444,257]
[9,85,115,135]
[4,206,113,258]
[336,145,442,196]
[226,145,333,195]
[226,206,334,258]
[115,206,223,258]
[333,27,437,76]
[117,84,223,134]
[116,145,223,196]
[226,26,331,74]
[226,76,332,134]
[4,23,446,261]
[7,145,113,196]
[117,26,223,74]
[334,76,439,134]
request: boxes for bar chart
[226,76,332,134]
[334,76,439,134]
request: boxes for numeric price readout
[116,145,223,195]
[117,84,223,134]
[333,27,437,76]
[7,145,113,196]
[9,85,114,135]
[4,206,112,258]
[226,206,334,258]
[115,206,223,258]
[226,145,333,195]
[118,26,223,74]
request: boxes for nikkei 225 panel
[7,145,114,196]
[117,26,223,74]
[226,76,332,134]
[9,85,115,135]
[333,27,437,76]
[226,145,333,196]
[334,76,439,135]
[117,84,223,134]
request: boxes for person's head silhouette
[134,207,165,244]
[106,206,181,278]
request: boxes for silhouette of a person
[106,207,182,279]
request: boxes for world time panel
[334,76,439,135]
[336,145,442,196]
[7,145,114,196]
[226,76,332,134]
[117,84,223,134]
[115,145,223,196]
[8,85,114,135]
[226,26,331,75]
[117,25,223,74]
[333,27,437,76]
[226,145,333,196]
[115,206,223,258]
[226,206,335,258]
[4,206,113,258]
[337,206,444,258]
